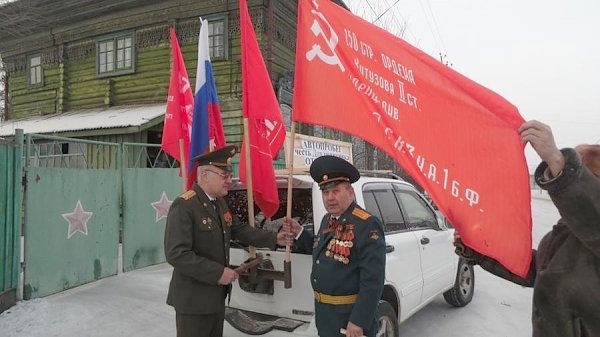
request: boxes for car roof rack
[273,168,403,181]
[274,168,310,176]
[358,169,404,180]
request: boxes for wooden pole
[242,118,257,259]
[283,122,297,289]
[179,138,188,192]
[209,137,215,152]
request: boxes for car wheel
[376,300,398,337]
[443,258,475,307]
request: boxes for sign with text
[293,0,532,276]
[285,133,352,168]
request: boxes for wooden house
[0,0,350,150]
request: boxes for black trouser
[175,311,225,337]
[315,302,378,337]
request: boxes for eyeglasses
[205,169,233,179]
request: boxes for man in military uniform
[285,155,386,337]
[164,145,293,337]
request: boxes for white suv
[223,173,474,337]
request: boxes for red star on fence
[62,201,93,239]
[151,192,172,222]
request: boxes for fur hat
[575,144,600,178]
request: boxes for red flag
[239,0,286,218]
[293,0,531,276]
[162,28,195,181]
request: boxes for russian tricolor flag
[188,18,226,189]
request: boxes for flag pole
[242,117,257,259]
[284,122,296,289]
[179,138,188,192]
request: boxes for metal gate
[17,133,285,299]
[22,134,120,299]
[0,130,22,313]
[121,143,180,271]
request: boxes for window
[363,183,407,233]
[374,190,407,232]
[97,32,135,76]
[28,54,43,87]
[395,190,437,230]
[31,141,86,168]
[207,16,228,60]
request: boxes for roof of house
[0,0,163,40]
[0,104,166,137]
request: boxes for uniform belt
[314,291,357,305]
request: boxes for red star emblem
[151,191,172,222]
[62,201,93,239]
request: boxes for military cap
[310,155,360,190]
[192,145,238,172]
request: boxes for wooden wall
[2,0,305,145]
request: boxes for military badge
[224,211,233,226]
[369,230,380,241]
[180,190,196,200]
[326,230,353,264]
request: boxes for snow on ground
[0,197,559,337]
[0,265,175,337]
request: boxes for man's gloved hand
[453,233,483,265]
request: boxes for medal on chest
[325,224,354,265]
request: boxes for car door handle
[385,245,395,253]
[420,237,430,245]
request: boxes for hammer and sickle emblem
[305,6,345,73]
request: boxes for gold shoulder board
[180,190,197,200]
[352,208,371,220]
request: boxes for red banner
[238,0,286,219]
[162,28,194,182]
[293,0,531,276]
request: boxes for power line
[363,0,378,16]
[373,0,402,24]
[363,0,407,37]
[380,0,408,37]
[416,0,439,53]
[424,0,446,52]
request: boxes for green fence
[0,130,22,313]
[17,133,287,299]
[20,136,183,298]
[22,134,120,299]
[121,143,181,271]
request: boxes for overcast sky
[345,0,600,171]
[1,0,598,170]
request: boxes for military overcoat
[310,201,385,337]
[164,184,277,314]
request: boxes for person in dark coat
[284,155,386,337]
[455,120,600,337]
[164,145,293,337]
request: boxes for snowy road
[0,196,559,337]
